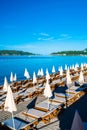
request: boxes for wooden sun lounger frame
[22,103,64,125]
[0,118,39,130]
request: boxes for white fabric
[44,80,52,98]
[66,69,72,87]
[10,72,14,82]
[60,66,63,76]
[46,69,50,80]
[52,66,55,73]
[37,69,41,76]
[4,85,17,113]
[79,71,84,85]
[24,68,30,79]
[13,73,17,81]
[33,72,37,84]
[71,111,85,130]
[3,76,8,91]
[65,64,68,70]
[40,68,44,76]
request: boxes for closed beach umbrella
[60,66,63,76]
[71,110,85,130]
[44,79,52,109]
[3,76,8,91]
[13,73,17,82]
[33,72,37,84]
[81,63,84,71]
[40,68,44,76]
[52,66,55,73]
[66,69,72,87]
[46,69,50,80]
[10,72,14,82]
[75,63,79,68]
[78,71,84,85]
[24,68,30,79]
[4,85,17,130]
[37,69,41,77]
[65,64,68,70]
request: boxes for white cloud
[37,37,54,41]
[60,33,72,39]
[39,32,50,36]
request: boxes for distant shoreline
[0,49,87,56]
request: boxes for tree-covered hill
[51,49,87,56]
[0,50,35,56]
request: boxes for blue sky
[0,0,87,54]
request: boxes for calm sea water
[0,55,87,85]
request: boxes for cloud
[37,37,54,41]
[60,33,72,39]
[39,32,50,36]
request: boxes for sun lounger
[49,96,66,103]
[1,116,38,130]
[22,106,63,124]
[22,108,46,119]
[69,86,79,90]
[54,92,70,98]
[35,100,58,112]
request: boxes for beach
[0,93,87,130]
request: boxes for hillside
[0,50,35,56]
[51,49,87,56]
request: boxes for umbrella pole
[12,112,16,130]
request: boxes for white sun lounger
[50,96,66,103]
[22,108,46,119]
[35,100,58,112]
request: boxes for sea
[0,55,87,85]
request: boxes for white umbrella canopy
[52,66,55,73]
[4,85,17,112]
[78,71,84,85]
[37,69,41,77]
[81,63,84,71]
[65,64,68,71]
[66,68,72,87]
[44,79,52,109]
[75,63,79,68]
[40,68,44,76]
[44,79,52,98]
[3,76,8,91]
[4,85,17,130]
[71,110,85,130]
[33,72,37,84]
[13,73,17,82]
[24,68,30,79]
[10,72,14,82]
[46,68,50,80]
[60,66,63,76]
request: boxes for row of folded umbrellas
[3,62,87,83]
[3,62,86,92]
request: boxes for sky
[0,0,87,54]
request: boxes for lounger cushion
[24,108,46,118]
[2,117,29,130]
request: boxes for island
[51,48,87,56]
[0,50,35,56]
